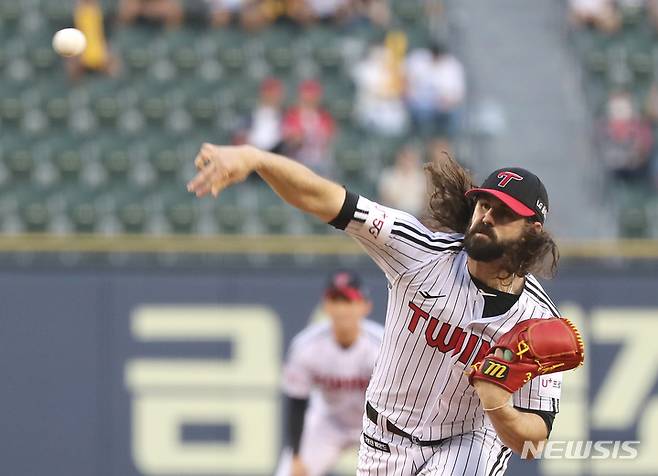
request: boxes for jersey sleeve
[281,342,313,399]
[329,191,463,282]
[513,372,562,413]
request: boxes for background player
[187,144,566,474]
[275,270,384,476]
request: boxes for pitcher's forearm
[486,406,548,457]
[253,149,346,223]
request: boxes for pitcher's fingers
[187,171,213,193]
[187,176,210,196]
[187,164,218,191]
[211,183,224,198]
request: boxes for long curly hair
[422,153,559,279]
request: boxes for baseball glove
[468,317,584,393]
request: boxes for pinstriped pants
[357,416,512,475]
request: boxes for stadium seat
[54,148,83,182]
[64,187,100,233]
[101,148,132,182]
[186,94,219,126]
[0,3,21,34]
[17,186,53,232]
[336,133,369,182]
[162,190,199,234]
[0,97,25,129]
[210,187,246,234]
[43,1,73,30]
[69,201,98,233]
[3,147,34,182]
[323,79,356,125]
[303,213,329,234]
[255,184,292,233]
[220,48,247,75]
[114,189,148,234]
[393,1,424,26]
[93,96,121,127]
[149,147,180,181]
[45,96,70,124]
[30,46,58,75]
[261,26,297,73]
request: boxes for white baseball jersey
[282,319,384,431]
[331,193,563,474]
[276,319,384,476]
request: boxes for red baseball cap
[465,167,549,223]
[324,270,367,301]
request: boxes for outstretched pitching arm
[186,144,345,223]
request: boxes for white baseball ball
[52,28,87,57]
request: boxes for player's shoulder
[361,319,385,343]
[290,320,333,349]
[382,204,464,251]
[522,274,561,317]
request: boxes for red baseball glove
[468,317,585,393]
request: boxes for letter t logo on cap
[497,171,524,188]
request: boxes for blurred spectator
[351,0,391,27]
[596,90,653,183]
[287,0,353,25]
[118,0,183,28]
[204,0,272,30]
[377,144,427,216]
[404,42,465,138]
[646,0,658,32]
[233,77,285,153]
[427,137,455,165]
[68,0,121,81]
[352,32,408,136]
[567,0,621,33]
[643,81,658,189]
[282,80,336,176]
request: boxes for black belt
[365,401,445,447]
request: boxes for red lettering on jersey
[457,334,480,364]
[370,218,384,238]
[369,206,387,238]
[407,302,495,365]
[472,340,491,364]
[408,302,430,332]
[451,330,467,356]
[312,374,370,391]
[497,171,524,187]
[425,319,465,353]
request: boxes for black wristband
[328,190,359,230]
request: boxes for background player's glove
[467,317,585,393]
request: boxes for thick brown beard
[491,224,560,280]
[463,224,507,262]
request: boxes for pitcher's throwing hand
[187,144,258,197]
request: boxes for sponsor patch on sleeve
[538,373,562,399]
[366,203,393,241]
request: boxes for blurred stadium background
[0,0,657,475]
